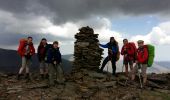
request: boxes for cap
[137,40,144,44]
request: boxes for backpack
[128,42,137,61]
[19,38,27,46]
[145,44,155,67]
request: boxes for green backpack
[145,44,155,67]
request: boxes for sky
[0,0,170,61]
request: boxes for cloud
[0,0,170,25]
[130,21,170,45]
[0,0,170,60]
[0,8,122,47]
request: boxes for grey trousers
[48,63,65,85]
[132,64,147,78]
[19,57,31,74]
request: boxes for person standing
[131,40,148,85]
[37,38,49,79]
[46,41,64,86]
[99,37,120,76]
[121,39,136,77]
[17,37,35,80]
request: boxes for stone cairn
[73,26,104,71]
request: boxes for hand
[108,49,112,52]
[53,61,57,65]
[135,61,138,64]
[24,52,27,55]
[125,54,128,57]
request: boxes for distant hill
[156,61,170,69]
[0,48,170,74]
[0,48,72,74]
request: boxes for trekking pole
[137,64,143,89]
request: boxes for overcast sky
[0,0,170,61]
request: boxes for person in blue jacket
[47,41,64,86]
[99,37,119,76]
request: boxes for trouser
[132,63,147,78]
[39,60,48,75]
[19,56,31,74]
[124,60,134,76]
[100,56,116,75]
[48,63,64,85]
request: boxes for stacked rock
[73,26,103,71]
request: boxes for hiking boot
[25,73,30,80]
[45,74,49,79]
[40,74,44,80]
[112,73,118,77]
[17,74,22,80]
[97,69,103,73]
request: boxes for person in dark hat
[99,37,120,76]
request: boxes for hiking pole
[137,64,143,89]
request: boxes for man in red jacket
[131,40,148,85]
[121,39,135,77]
[17,37,35,80]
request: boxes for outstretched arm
[99,43,108,48]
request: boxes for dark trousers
[100,56,116,75]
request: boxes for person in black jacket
[37,38,49,79]
[47,41,64,86]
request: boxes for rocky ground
[0,70,170,100]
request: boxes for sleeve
[32,45,35,55]
[121,46,125,55]
[54,51,62,63]
[37,46,40,56]
[46,49,52,63]
[117,45,120,53]
[99,43,109,48]
[58,52,62,63]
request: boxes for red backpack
[128,42,137,61]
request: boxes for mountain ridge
[0,48,72,74]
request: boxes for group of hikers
[99,37,154,87]
[17,36,154,87]
[17,37,64,86]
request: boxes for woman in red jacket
[131,40,148,85]
[17,37,35,80]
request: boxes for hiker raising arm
[99,37,120,77]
